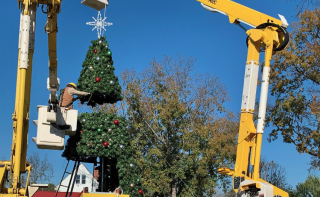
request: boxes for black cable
[41,4,48,14]
[246,23,290,51]
[256,23,290,51]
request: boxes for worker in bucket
[58,82,90,109]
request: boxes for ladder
[55,160,81,197]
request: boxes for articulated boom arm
[45,0,61,105]
[0,1,61,196]
[195,0,290,197]
[196,0,288,28]
[18,0,61,105]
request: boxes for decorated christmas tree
[62,37,143,196]
[77,36,122,107]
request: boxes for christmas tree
[77,36,122,107]
[62,37,143,196]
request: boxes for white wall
[55,163,99,193]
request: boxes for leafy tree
[20,152,54,186]
[103,55,239,197]
[290,175,320,196]
[259,157,292,191]
[218,189,236,197]
[266,8,320,168]
[47,183,56,191]
[41,183,56,191]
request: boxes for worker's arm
[68,88,90,96]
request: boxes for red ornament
[103,141,109,147]
[115,188,122,194]
[95,77,100,82]
[114,119,119,125]
[90,142,93,146]
[138,190,143,195]
[80,130,83,133]
[94,49,97,53]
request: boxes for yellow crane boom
[0,1,60,196]
[198,0,288,28]
[196,0,289,196]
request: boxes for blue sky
[0,0,317,189]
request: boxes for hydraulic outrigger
[196,0,290,196]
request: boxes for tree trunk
[171,180,177,197]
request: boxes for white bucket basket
[32,106,78,150]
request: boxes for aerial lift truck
[196,0,290,196]
[0,0,289,196]
[0,1,78,196]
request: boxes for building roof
[32,191,83,197]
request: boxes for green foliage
[62,112,142,196]
[48,183,55,191]
[290,175,320,196]
[77,36,122,107]
[103,56,239,196]
[41,183,56,191]
[266,8,320,168]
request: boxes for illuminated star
[86,11,113,38]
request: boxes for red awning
[32,191,83,197]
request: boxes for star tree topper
[86,11,113,38]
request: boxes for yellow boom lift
[196,0,290,196]
[0,0,290,196]
[0,1,78,196]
